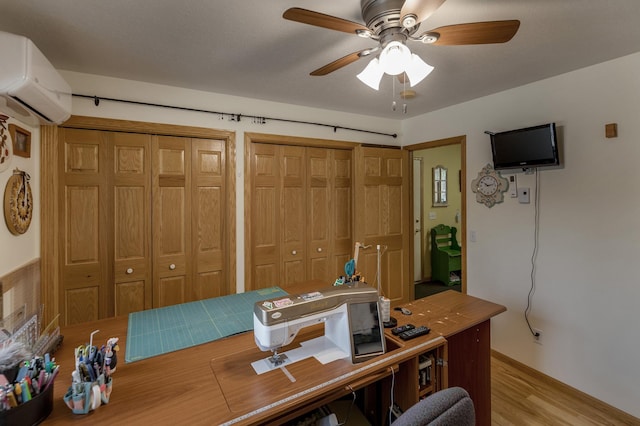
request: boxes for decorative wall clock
[4,168,33,235]
[471,163,509,208]
[0,114,13,173]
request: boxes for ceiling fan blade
[400,0,447,26]
[310,50,372,76]
[283,7,369,35]
[427,20,521,45]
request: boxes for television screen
[490,123,559,170]
[348,300,386,363]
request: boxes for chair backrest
[430,224,461,251]
[391,387,475,426]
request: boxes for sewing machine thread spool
[380,296,390,323]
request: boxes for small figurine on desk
[104,337,119,374]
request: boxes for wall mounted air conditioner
[0,31,71,125]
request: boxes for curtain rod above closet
[72,94,398,139]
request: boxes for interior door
[413,158,423,282]
[354,146,411,304]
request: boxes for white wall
[0,117,40,275]
[403,52,640,418]
[0,116,40,317]
[60,71,402,292]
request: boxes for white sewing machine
[252,283,386,375]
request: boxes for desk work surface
[125,286,287,362]
[46,288,505,425]
[395,290,507,338]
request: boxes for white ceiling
[2,0,640,119]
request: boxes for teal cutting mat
[125,287,288,363]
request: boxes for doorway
[406,136,466,298]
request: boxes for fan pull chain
[403,74,407,114]
[391,77,397,111]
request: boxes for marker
[21,380,32,402]
[14,382,22,403]
[5,386,17,407]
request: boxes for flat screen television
[490,123,559,170]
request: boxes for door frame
[413,157,424,282]
[404,135,467,294]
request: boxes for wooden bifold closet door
[56,126,229,325]
[249,143,352,290]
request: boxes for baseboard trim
[491,349,639,424]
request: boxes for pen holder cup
[63,374,112,414]
[0,381,54,426]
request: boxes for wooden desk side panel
[447,319,491,426]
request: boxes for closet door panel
[115,280,145,315]
[251,144,280,288]
[332,149,353,280]
[192,139,226,299]
[307,148,330,283]
[281,146,306,287]
[60,128,109,324]
[112,132,152,316]
[355,147,410,305]
[153,136,190,307]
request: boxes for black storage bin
[0,382,54,426]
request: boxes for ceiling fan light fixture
[379,41,411,75]
[405,53,434,87]
[357,57,385,90]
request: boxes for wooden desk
[394,291,507,425]
[44,288,504,425]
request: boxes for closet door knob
[169,263,176,270]
[126,268,134,274]
[291,250,297,255]
[317,247,322,252]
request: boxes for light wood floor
[491,351,640,426]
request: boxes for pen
[43,365,59,392]
[31,377,40,395]
[38,369,46,390]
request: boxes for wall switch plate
[508,175,518,198]
[518,187,530,204]
[429,211,437,220]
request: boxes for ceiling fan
[283,0,520,90]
